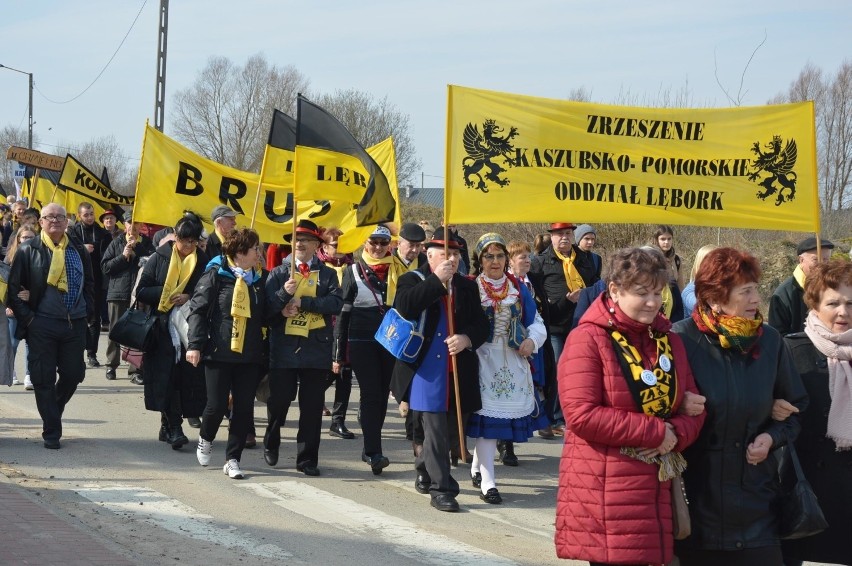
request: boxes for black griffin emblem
[748,135,798,206]
[462,119,518,192]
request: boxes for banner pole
[250,144,270,229]
[444,85,466,465]
[808,101,823,260]
[131,122,151,225]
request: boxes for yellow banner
[135,125,398,250]
[59,154,134,207]
[446,85,819,232]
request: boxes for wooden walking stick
[444,234,466,465]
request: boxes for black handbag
[109,302,158,352]
[778,443,829,540]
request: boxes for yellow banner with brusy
[446,85,818,232]
[135,125,398,250]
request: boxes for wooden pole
[444,227,466,465]
[249,144,270,229]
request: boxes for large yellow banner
[135,126,398,251]
[446,85,818,232]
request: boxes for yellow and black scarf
[553,247,585,293]
[284,261,325,337]
[611,327,686,481]
[693,302,763,358]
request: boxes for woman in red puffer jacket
[555,247,706,565]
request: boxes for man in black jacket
[207,204,238,259]
[69,202,109,367]
[101,213,155,382]
[389,229,489,512]
[769,236,834,335]
[8,203,95,449]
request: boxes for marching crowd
[0,196,850,566]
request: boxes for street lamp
[0,64,34,149]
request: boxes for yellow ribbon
[553,247,585,293]
[284,268,326,337]
[158,245,197,313]
[41,231,69,292]
[793,264,806,289]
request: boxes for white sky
[1,0,849,187]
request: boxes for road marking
[240,481,518,566]
[381,478,554,541]
[75,485,291,560]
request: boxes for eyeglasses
[295,237,317,244]
[482,253,507,262]
[368,239,390,247]
[41,215,67,223]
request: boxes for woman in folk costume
[135,212,208,450]
[555,247,706,565]
[466,233,550,504]
[333,225,409,474]
[187,228,267,479]
[263,219,343,477]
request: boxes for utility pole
[0,64,33,148]
[153,0,169,132]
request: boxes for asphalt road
[0,340,575,566]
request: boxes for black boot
[158,424,168,442]
[498,440,519,466]
[167,426,189,450]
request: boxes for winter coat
[672,318,808,553]
[555,294,705,565]
[388,265,488,415]
[781,333,852,564]
[529,245,576,335]
[265,256,342,370]
[135,243,208,412]
[769,276,807,336]
[70,221,110,289]
[101,233,155,303]
[8,235,95,338]
[187,256,268,366]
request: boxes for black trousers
[677,546,784,566]
[264,367,330,468]
[85,286,104,357]
[200,361,260,462]
[414,410,459,497]
[330,364,352,425]
[349,342,395,456]
[27,316,86,442]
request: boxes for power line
[34,0,148,105]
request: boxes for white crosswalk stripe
[240,480,519,565]
[75,485,292,560]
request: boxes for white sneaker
[12,375,20,385]
[223,459,244,479]
[24,375,33,390]
[196,437,213,466]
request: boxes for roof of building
[400,186,443,208]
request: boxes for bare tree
[66,135,135,195]
[312,89,421,185]
[0,124,36,196]
[773,60,852,210]
[171,53,311,172]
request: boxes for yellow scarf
[793,264,806,289]
[361,251,408,305]
[158,245,197,313]
[284,263,326,337]
[41,231,69,292]
[661,284,673,319]
[227,258,252,353]
[553,247,585,293]
[215,227,229,247]
[0,277,7,305]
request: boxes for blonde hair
[689,244,719,281]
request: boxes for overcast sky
[1,0,849,188]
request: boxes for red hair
[804,258,852,309]
[694,247,761,307]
